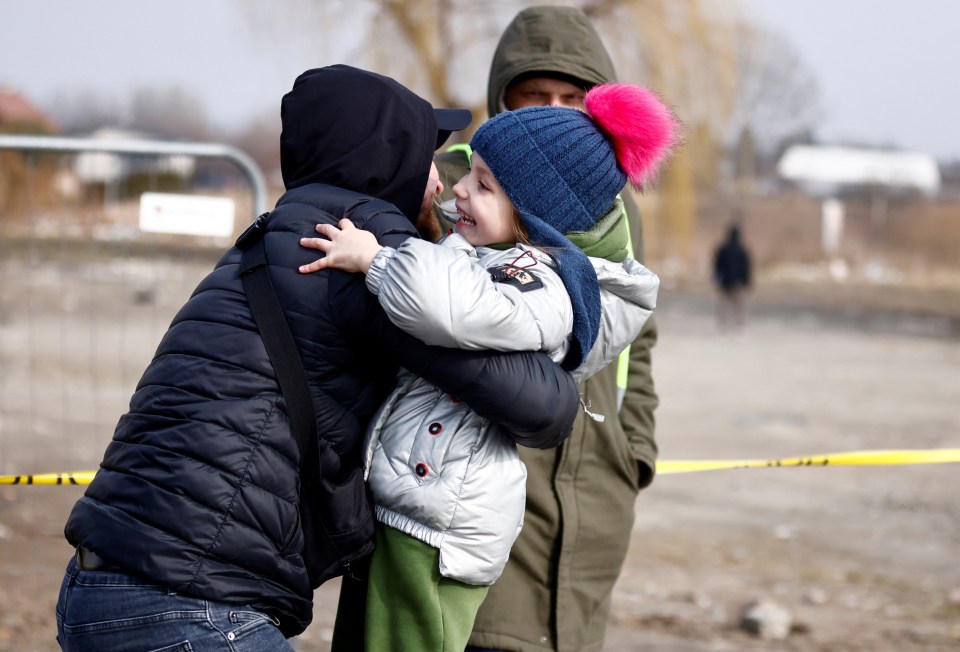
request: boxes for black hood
[280,65,449,222]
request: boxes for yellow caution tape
[0,471,96,485]
[656,448,960,474]
[2,449,959,485]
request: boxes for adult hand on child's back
[299,218,383,274]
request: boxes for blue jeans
[56,557,293,651]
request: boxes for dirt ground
[1,278,959,651]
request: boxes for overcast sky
[743,0,959,160]
[3,0,958,160]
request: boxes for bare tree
[46,90,124,135]
[127,86,212,141]
[222,106,282,184]
[238,0,505,129]
[728,20,822,157]
[46,85,212,141]
[239,0,739,126]
[588,0,741,257]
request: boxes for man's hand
[299,218,383,274]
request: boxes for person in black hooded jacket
[55,65,580,652]
[713,224,752,330]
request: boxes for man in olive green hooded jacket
[434,6,660,652]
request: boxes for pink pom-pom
[584,83,681,190]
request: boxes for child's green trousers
[364,523,489,651]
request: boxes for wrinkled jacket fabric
[64,65,580,639]
[449,8,662,652]
[361,225,658,585]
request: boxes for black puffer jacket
[64,65,579,638]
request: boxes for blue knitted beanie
[471,106,627,233]
[470,106,626,370]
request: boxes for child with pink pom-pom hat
[300,82,680,652]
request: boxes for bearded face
[415,162,445,243]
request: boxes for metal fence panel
[0,135,270,650]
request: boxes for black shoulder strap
[238,216,319,478]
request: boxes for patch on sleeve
[489,265,545,291]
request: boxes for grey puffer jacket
[360,228,658,585]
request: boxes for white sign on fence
[139,192,236,238]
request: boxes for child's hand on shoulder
[299,218,382,275]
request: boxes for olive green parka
[435,6,660,651]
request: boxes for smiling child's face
[450,153,517,247]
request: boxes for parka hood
[487,6,617,118]
[281,65,460,222]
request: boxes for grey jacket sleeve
[571,257,658,383]
[366,235,571,357]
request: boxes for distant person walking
[713,225,751,330]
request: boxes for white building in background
[777,144,941,197]
[776,145,942,261]
[74,127,196,184]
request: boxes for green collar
[564,197,629,262]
